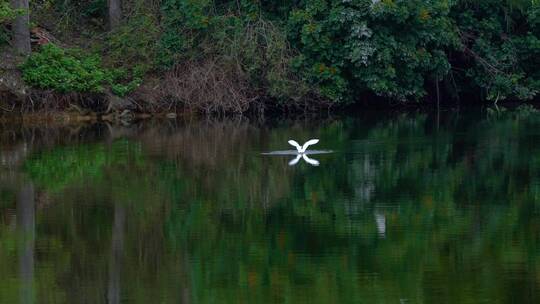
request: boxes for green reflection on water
[1,111,540,303]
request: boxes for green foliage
[287,0,458,102]
[159,0,212,67]
[104,13,160,96]
[0,0,16,23]
[110,68,143,96]
[212,17,312,101]
[21,44,111,93]
[30,0,107,35]
[105,14,159,70]
[158,0,313,102]
[20,43,143,96]
[15,0,540,105]
[282,0,540,102]
[452,0,540,101]
[0,0,17,45]
[81,0,106,18]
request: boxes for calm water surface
[1,110,540,303]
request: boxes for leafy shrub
[81,0,106,18]
[283,0,540,103]
[0,0,16,23]
[110,69,143,97]
[0,0,17,45]
[451,0,540,101]
[30,0,108,36]
[210,17,312,102]
[21,44,111,93]
[287,0,458,102]
[104,14,159,96]
[158,0,213,67]
[106,14,158,69]
[157,0,315,108]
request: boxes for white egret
[262,139,328,166]
[288,139,319,153]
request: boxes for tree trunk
[107,0,122,30]
[10,0,31,55]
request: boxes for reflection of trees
[17,183,34,304]
[107,202,124,304]
[161,113,540,303]
[1,112,540,302]
[139,119,295,210]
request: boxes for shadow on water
[1,108,540,303]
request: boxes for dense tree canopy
[1,0,540,111]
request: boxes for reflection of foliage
[23,139,143,193]
[160,113,540,303]
[0,225,19,302]
[2,111,540,302]
[24,145,106,193]
[487,104,540,120]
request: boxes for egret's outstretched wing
[301,139,319,152]
[302,154,320,166]
[288,154,302,166]
[288,140,302,152]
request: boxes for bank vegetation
[0,0,539,116]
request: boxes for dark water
[1,109,540,303]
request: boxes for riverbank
[2,1,540,118]
[1,46,538,119]
[0,47,318,117]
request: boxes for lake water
[1,109,540,303]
